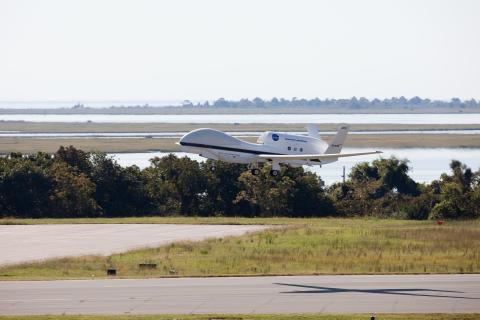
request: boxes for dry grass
[0,314,478,320]
[2,121,480,133]
[1,134,479,154]
[1,219,478,280]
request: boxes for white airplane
[178,124,382,176]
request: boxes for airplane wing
[259,150,382,161]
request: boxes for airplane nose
[179,130,197,146]
[178,132,190,145]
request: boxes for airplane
[178,124,382,176]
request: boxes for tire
[210,165,216,172]
[270,170,279,177]
[251,168,260,176]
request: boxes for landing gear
[269,169,279,177]
[251,168,260,176]
[270,161,280,177]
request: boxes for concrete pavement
[1,274,479,315]
[0,224,268,265]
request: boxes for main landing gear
[270,161,280,177]
[269,169,279,177]
[248,162,280,177]
[250,168,260,176]
[250,168,279,176]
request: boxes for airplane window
[300,148,303,152]
[288,146,291,150]
[294,147,297,151]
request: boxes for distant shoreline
[0,106,479,115]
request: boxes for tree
[200,160,246,216]
[146,155,206,215]
[235,167,296,216]
[428,160,479,219]
[0,157,52,217]
[54,146,92,174]
[90,153,153,216]
[286,169,335,217]
[373,157,419,196]
[49,162,99,217]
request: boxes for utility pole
[342,165,346,183]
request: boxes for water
[1,113,480,124]
[2,129,480,139]
[0,101,186,109]
[109,148,480,185]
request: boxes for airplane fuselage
[179,128,334,168]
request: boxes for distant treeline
[184,97,480,109]
[1,146,479,220]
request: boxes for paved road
[1,274,479,315]
[0,224,268,265]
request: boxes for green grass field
[0,314,478,320]
[1,218,478,280]
[0,216,286,225]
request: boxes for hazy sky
[1,0,479,101]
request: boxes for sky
[1,0,479,101]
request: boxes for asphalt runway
[0,224,268,265]
[1,274,479,315]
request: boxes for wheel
[251,168,260,176]
[269,169,279,177]
[210,165,216,172]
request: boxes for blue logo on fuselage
[272,133,279,141]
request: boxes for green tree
[235,166,296,217]
[146,155,206,215]
[54,146,92,174]
[0,155,52,217]
[200,160,246,216]
[90,153,153,216]
[49,162,99,217]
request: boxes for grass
[1,218,479,280]
[0,216,288,225]
[0,315,479,320]
[2,121,480,133]
[1,134,479,154]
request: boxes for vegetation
[0,216,294,225]
[3,134,480,155]
[0,315,478,320]
[196,96,480,110]
[3,97,479,114]
[0,146,479,220]
[1,219,478,280]
[2,121,479,133]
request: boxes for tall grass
[0,219,478,280]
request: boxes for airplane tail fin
[325,124,349,154]
[306,124,320,139]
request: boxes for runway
[1,274,479,315]
[0,224,268,265]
